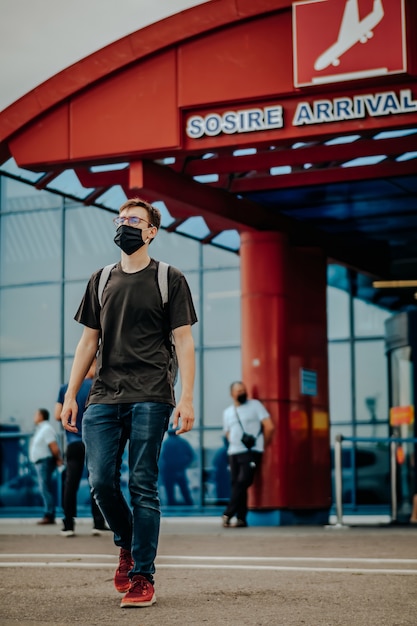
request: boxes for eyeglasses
[113,216,154,229]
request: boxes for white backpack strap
[98,263,117,307]
[157,261,169,306]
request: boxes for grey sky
[0,0,208,112]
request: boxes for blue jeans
[34,457,56,520]
[82,403,171,582]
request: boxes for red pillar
[240,231,331,514]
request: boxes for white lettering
[186,116,205,139]
[205,114,222,136]
[186,106,283,138]
[334,98,354,121]
[264,106,283,128]
[353,96,366,118]
[400,89,417,112]
[222,111,238,134]
[315,100,334,122]
[293,102,315,126]
[186,90,417,139]
[363,94,384,116]
[292,90,417,126]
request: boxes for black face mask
[114,225,147,255]
[237,392,247,404]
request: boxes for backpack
[97,261,178,384]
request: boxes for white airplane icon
[314,0,384,71]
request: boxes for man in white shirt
[222,381,274,528]
[29,408,62,524]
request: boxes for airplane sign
[314,0,384,72]
[293,0,407,87]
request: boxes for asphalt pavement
[0,516,416,625]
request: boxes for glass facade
[0,174,393,515]
[327,282,390,443]
[0,176,241,513]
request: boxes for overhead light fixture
[373,280,417,288]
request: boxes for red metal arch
[0,0,292,159]
[0,0,416,285]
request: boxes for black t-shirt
[75,259,197,406]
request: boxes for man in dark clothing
[160,426,195,505]
[60,198,197,609]
[55,359,108,536]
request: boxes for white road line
[0,562,416,574]
[0,554,416,575]
[158,555,417,564]
[0,553,115,559]
[2,554,417,565]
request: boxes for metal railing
[334,434,417,526]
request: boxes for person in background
[55,359,108,537]
[222,381,274,528]
[160,425,195,505]
[60,197,197,609]
[29,408,62,525]
[211,436,231,504]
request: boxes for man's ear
[147,226,157,243]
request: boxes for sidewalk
[1,517,416,625]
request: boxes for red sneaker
[114,548,133,593]
[120,575,156,608]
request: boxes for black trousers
[223,451,262,522]
[62,440,105,529]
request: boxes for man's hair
[119,197,161,231]
[230,381,244,393]
[38,408,50,421]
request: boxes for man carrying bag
[222,381,274,528]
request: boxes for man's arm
[48,440,63,466]
[171,324,195,435]
[261,416,275,446]
[54,403,63,422]
[60,326,100,433]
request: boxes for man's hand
[172,398,195,435]
[60,399,79,433]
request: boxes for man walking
[222,381,274,528]
[60,198,197,608]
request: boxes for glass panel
[202,428,230,506]
[0,159,45,184]
[0,360,61,434]
[0,285,60,357]
[1,176,61,211]
[327,263,349,291]
[159,427,200,507]
[203,243,240,269]
[0,211,62,285]
[176,216,211,239]
[330,423,353,445]
[353,299,391,337]
[47,170,94,199]
[390,346,413,407]
[65,205,117,280]
[151,229,199,272]
[354,340,389,433]
[203,347,241,428]
[96,185,127,211]
[181,272,200,348]
[354,422,389,439]
[203,269,241,346]
[327,286,350,340]
[64,282,91,355]
[328,342,352,426]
